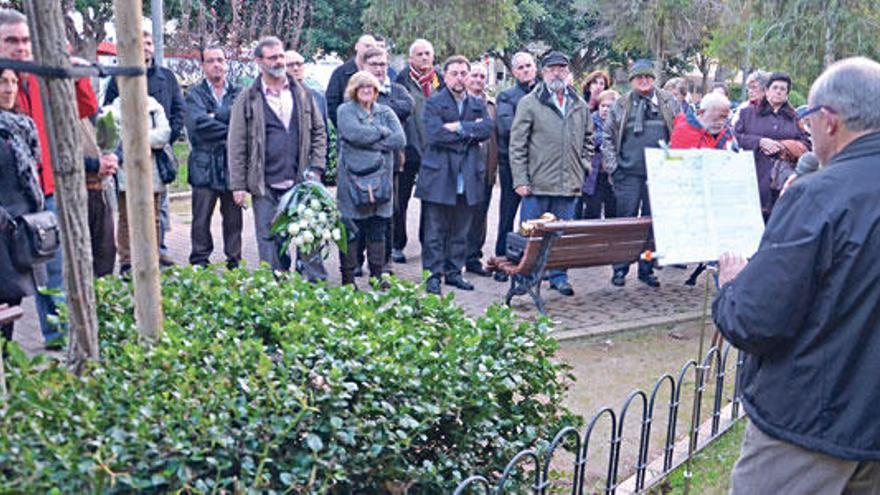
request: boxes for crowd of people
[1,6,879,491]
[0,9,826,343]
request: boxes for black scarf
[0,110,44,211]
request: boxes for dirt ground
[547,319,740,493]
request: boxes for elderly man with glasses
[714,56,880,494]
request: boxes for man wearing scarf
[392,38,444,264]
[603,59,680,288]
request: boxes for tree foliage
[362,0,521,60]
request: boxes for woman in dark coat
[734,72,811,218]
[336,71,405,286]
[0,69,45,344]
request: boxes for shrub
[0,266,576,493]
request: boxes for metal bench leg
[504,276,517,306]
[528,283,546,315]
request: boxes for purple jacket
[734,99,811,212]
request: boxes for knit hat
[628,59,655,80]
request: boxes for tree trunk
[113,0,165,342]
[24,0,100,373]
[823,0,838,68]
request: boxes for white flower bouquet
[271,181,348,258]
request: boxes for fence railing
[454,342,745,494]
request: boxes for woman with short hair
[335,71,406,287]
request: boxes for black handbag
[505,232,528,263]
[156,144,179,184]
[9,210,60,271]
[347,155,391,207]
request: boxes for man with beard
[416,56,493,295]
[227,36,327,278]
[509,51,593,296]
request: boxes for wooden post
[112,0,165,341]
[24,0,100,372]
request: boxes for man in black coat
[325,33,376,128]
[184,45,242,269]
[393,38,444,263]
[104,26,185,267]
[415,56,493,295]
[492,51,537,282]
[713,57,880,493]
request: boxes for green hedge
[0,267,575,493]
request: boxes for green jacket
[601,88,679,176]
[509,83,593,197]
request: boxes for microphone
[795,151,820,176]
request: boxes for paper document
[645,148,765,265]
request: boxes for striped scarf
[409,65,439,97]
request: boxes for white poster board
[645,148,765,266]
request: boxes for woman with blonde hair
[335,71,406,287]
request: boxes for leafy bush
[323,123,338,186]
[0,266,576,493]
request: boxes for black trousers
[582,171,618,219]
[612,174,654,277]
[466,182,492,267]
[421,196,472,278]
[494,158,521,256]
[189,187,243,267]
[393,158,420,251]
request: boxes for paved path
[11,185,714,355]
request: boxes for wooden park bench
[0,303,23,328]
[487,217,653,315]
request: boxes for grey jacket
[227,76,327,197]
[336,101,405,219]
[602,88,679,176]
[509,83,593,197]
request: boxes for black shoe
[119,263,132,276]
[226,259,240,270]
[391,249,406,263]
[550,280,575,296]
[465,262,490,277]
[159,254,176,267]
[44,335,66,351]
[426,276,442,295]
[354,265,364,277]
[611,271,626,287]
[638,273,661,288]
[445,273,475,291]
[493,271,509,283]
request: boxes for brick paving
[11,185,713,356]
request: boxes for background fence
[454,342,745,494]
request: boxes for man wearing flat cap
[509,51,594,296]
[603,59,680,288]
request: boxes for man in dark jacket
[416,56,493,295]
[603,59,680,288]
[713,57,880,493]
[492,51,537,282]
[393,38,444,263]
[104,25,185,267]
[227,36,327,278]
[185,45,242,269]
[325,34,376,128]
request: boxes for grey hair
[745,70,770,88]
[408,38,434,58]
[0,8,26,27]
[699,92,730,113]
[511,51,534,67]
[809,57,880,132]
[253,36,283,59]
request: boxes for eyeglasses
[798,104,836,120]
[367,62,388,68]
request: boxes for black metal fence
[454,343,745,494]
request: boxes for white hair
[408,38,434,58]
[809,56,880,132]
[511,51,534,67]
[699,92,730,113]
